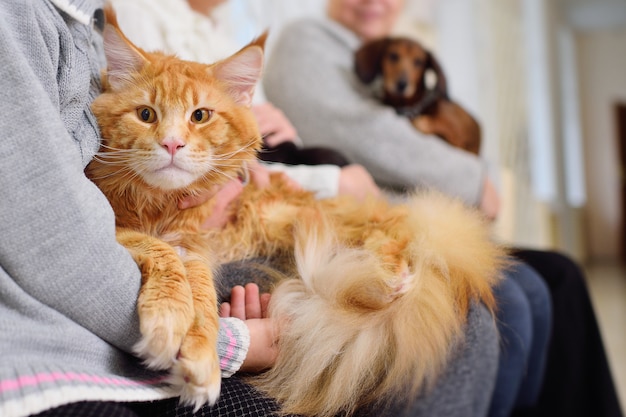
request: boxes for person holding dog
[263,0,623,416]
[263,2,550,416]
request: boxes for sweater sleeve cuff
[218,317,250,377]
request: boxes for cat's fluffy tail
[250,191,507,417]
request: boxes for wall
[577,28,626,260]
[434,0,557,250]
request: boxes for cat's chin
[142,167,198,191]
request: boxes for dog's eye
[388,52,399,62]
[414,59,425,67]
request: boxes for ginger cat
[86,7,507,417]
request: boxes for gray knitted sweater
[0,1,248,416]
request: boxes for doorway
[616,102,626,262]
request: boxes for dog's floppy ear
[425,51,449,99]
[354,38,389,84]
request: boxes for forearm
[0,8,142,353]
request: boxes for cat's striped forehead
[137,57,232,111]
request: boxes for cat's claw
[170,354,222,412]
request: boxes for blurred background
[221,0,626,404]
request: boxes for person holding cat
[263,0,623,416]
[0,1,503,417]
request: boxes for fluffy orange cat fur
[86,7,507,417]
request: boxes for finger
[178,185,219,209]
[219,302,231,318]
[260,293,271,318]
[244,283,262,319]
[229,285,246,319]
[249,165,271,189]
[263,131,295,148]
[256,118,276,136]
[199,179,244,230]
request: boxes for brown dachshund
[354,36,481,155]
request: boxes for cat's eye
[136,106,157,123]
[191,108,212,124]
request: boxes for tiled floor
[585,261,626,411]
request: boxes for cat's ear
[102,4,149,90]
[211,33,267,107]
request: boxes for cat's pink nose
[161,138,186,156]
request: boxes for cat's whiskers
[196,137,261,184]
[198,164,241,185]
[94,147,151,164]
[87,163,140,183]
[210,137,260,162]
[98,143,137,152]
[92,147,163,186]
[92,155,137,166]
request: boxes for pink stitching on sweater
[219,323,236,370]
[0,372,168,394]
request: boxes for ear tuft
[211,37,265,107]
[101,4,148,89]
[250,30,269,50]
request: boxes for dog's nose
[395,79,408,93]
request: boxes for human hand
[178,160,301,230]
[178,160,270,211]
[338,164,381,201]
[219,283,270,319]
[219,283,277,373]
[248,159,301,191]
[479,177,500,222]
[252,102,298,148]
[178,179,244,230]
[246,159,271,189]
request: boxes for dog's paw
[414,115,436,134]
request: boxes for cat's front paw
[133,276,196,370]
[171,356,221,411]
[133,308,194,370]
[169,324,222,411]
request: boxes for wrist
[217,317,250,377]
[240,318,278,373]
